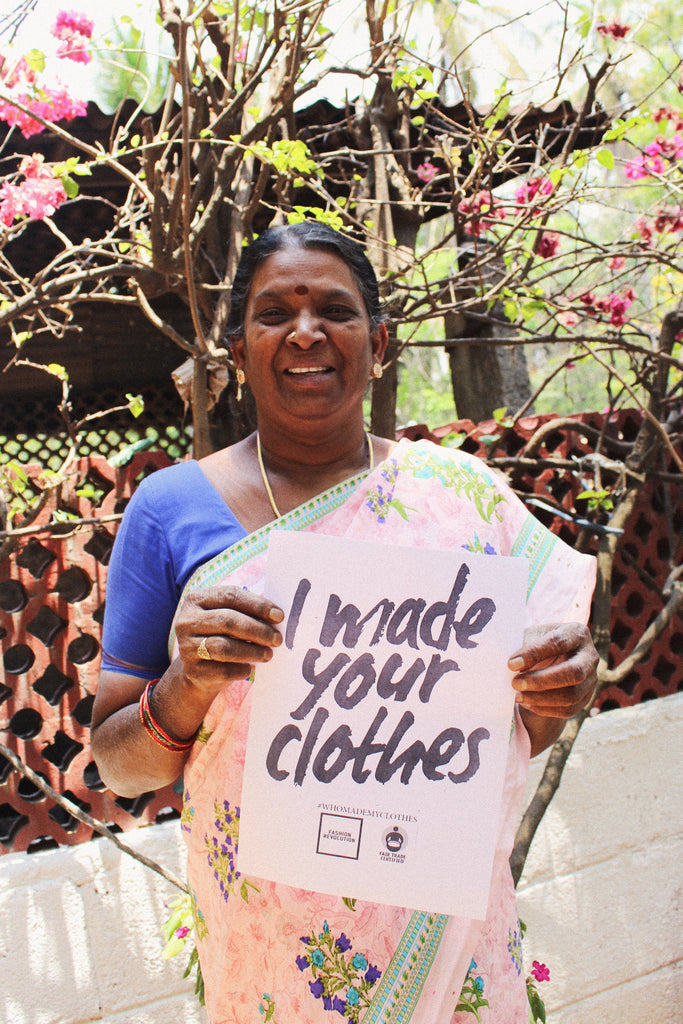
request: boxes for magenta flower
[416,160,437,184]
[536,231,560,258]
[597,21,630,39]
[51,9,95,64]
[0,153,68,226]
[608,255,625,271]
[175,926,190,939]
[531,960,550,982]
[458,190,506,236]
[514,176,554,205]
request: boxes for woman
[91,222,597,1023]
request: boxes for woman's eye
[259,309,287,322]
[325,306,355,320]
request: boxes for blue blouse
[101,461,247,678]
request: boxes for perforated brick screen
[1,411,681,854]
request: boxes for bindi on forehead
[294,285,309,295]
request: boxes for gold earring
[372,361,383,379]
[235,367,246,401]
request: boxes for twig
[0,741,187,893]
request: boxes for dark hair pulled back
[226,222,383,338]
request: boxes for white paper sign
[238,532,527,918]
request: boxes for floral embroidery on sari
[507,925,524,976]
[455,957,490,1019]
[205,799,259,904]
[296,920,383,1020]
[401,446,508,523]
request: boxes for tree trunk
[445,307,532,421]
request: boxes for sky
[0,0,569,107]
[0,0,646,111]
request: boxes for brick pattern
[1,411,681,853]
[1,451,181,854]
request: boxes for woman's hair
[226,222,384,337]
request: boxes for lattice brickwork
[1,450,180,854]
[1,411,681,854]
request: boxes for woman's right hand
[175,584,285,693]
[91,585,284,797]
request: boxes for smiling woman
[90,221,598,1024]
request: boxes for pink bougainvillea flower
[52,9,95,37]
[0,83,87,138]
[608,255,626,271]
[597,21,630,39]
[597,287,634,327]
[416,160,437,184]
[531,961,550,982]
[0,153,68,227]
[624,154,667,180]
[536,231,560,258]
[558,309,579,328]
[514,176,554,205]
[635,207,683,245]
[175,926,190,939]
[458,189,506,237]
[51,9,94,65]
[652,106,683,131]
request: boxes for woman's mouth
[285,365,334,376]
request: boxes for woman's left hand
[508,622,599,719]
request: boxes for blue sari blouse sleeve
[101,461,247,678]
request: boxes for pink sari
[171,440,595,1023]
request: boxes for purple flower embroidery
[365,964,381,983]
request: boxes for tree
[0,0,681,915]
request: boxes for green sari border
[363,911,449,1023]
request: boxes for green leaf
[24,48,46,73]
[162,935,187,960]
[126,393,145,418]
[596,147,614,170]
[61,174,79,199]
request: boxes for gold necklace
[256,431,374,519]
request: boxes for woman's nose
[286,311,325,348]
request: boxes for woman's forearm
[91,660,214,797]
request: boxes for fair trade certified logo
[317,813,363,860]
[380,825,408,865]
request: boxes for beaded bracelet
[139,680,196,753]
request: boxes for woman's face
[232,246,387,433]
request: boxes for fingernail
[508,656,525,671]
[269,607,284,622]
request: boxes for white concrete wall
[516,691,682,1023]
[0,692,680,1024]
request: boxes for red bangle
[138,680,196,753]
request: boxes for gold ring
[197,637,212,661]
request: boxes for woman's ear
[231,335,246,370]
[371,322,389,365]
